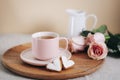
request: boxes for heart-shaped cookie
[61,56,75,69]
[46,58,62,72]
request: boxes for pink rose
[86,32,105,45]
[87,42,108,60]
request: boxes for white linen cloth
[0,34,120,80]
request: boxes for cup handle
[59,37,68,50]
[86,14,97,30]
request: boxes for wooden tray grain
[2,42,104,79]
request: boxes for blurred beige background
[0,0,120,35]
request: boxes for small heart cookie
[46,56,75,72]
[46,58,62,72]
[61,56,75,69]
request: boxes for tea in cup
[32,32,68,60]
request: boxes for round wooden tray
[2,42,104,79]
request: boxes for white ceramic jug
[66,9,97,37]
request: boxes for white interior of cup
[32,32,59,38]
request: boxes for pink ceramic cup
[32,32,68,60]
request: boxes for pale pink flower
[94,32,105,42]
[86,32,105,45]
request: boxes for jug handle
[86,14,97,30]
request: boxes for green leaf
[108,50,120,58]
[105,34,110,43]
[80,30,94,37]
[107,35,119,50]
[106,31,120,57]
[107,31,120,50]
[115,34,120,40]
[93,24,107,33]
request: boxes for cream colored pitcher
[67,9,97,37]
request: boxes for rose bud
[69,36,86,53]
[87,42,108,60]
[86,32,105,45]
